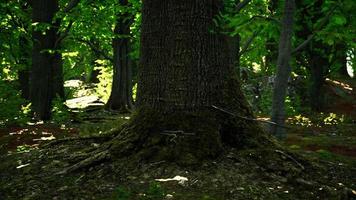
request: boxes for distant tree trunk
[18,36,30,100]
[308,43,330,112]
[17,2,31,100]
[30,0,63,120]
[106,0,133,112]
[111,0,271,164]
[270,0,295,138]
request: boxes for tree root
[57,149,111,175]
[42,134,115,148]
[275,149,305,170]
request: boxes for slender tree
[110,0,271,164]
[106,0,134,111]
[270,0,295,138]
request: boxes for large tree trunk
[30,0,63,120]
[111,0,270,165]
[270,0,295,138]
[106,0,134,112]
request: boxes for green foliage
[16,144,32,153]
[94,60,113,102]
[112,186,131,200]
[111,182,165,200]
[316,149,334,160]
[51,96,71,124]
[144,182,165,200]
[0,80,30,127]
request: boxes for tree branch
[211,105,290,129]
[55,20,74,48]
[292,5,338,54]
[239,27,262,56]
[75,38,113,62]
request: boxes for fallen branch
[275,149,304,170]
[42,134,114,148]
[56,150,111,175]
[211,105,290,129]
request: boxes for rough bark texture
[111,0,271,165]
[106,0,134,112]
[30,0,64,120]
[270,0,295,138]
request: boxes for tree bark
[111,0,271,164]
[106,0,134,112]
[308,43,330,112]
[30,0,63,120]
[270,0,295,138]
[18,36,30,100]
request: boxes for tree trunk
[106,0,134,112]
[30,0,63,120]
[228,34,241,78]
[270,0,295,138]
[18,36,30,100]
[308,44,329,112]
[111,0,271,165]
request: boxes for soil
[0,78,355,200]
[0,136,356,200]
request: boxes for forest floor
[0,77,355,200]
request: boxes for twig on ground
[275,149,305,170]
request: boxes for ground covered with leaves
[1,122,356,200]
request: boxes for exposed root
[275,149,305,170]
[57,149,111,175]
[42,134,115,147]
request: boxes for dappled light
[0,0,355,199]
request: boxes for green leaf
[332,15,347,26]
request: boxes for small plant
[94,60,113,102]
[0,80,30,127]
[289,115,313,127]
[16,145,33,153]
[144,182,165,200]
[51,96,71,124]
[316,149,333,160]
[112,186,131,200]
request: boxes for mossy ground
[1,132,355,199]
[0,108,355,200]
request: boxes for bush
[0,80,30,126]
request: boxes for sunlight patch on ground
[65,96,103,109]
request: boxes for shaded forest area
[0,0,355,199]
